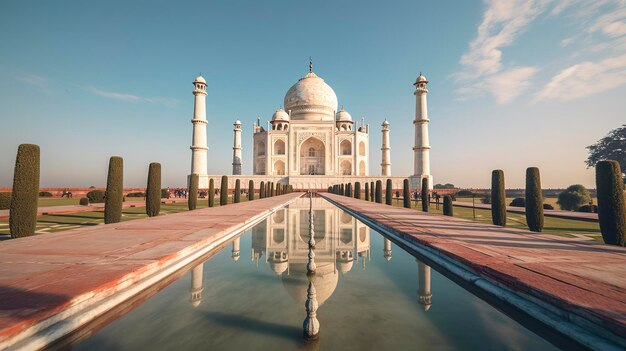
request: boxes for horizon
[1,0,624,189]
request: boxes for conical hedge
[375,180,382,203]
[248,180,255,201]
[9,144,40,238]
[234,179,241,203]
[491,170,506,226]
[105,156,124,224]
[188,173,199,211]
[260,181,265,198]
[365,182,370,201]
[403,179,411,208]
[385,179,392,205]
[146,162,161,217]
[525,167,543,232]
[220,175,228,205]
[443,195,453,216]
[208,178,215,207]
[596,160,626,246]
[421,178,429,212]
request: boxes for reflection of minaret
[232,237,240,262]
[303,192,320,341]
[381,119,391,176]
[417,259,432,311]
[189,263,204,308]
[383,238,392,261]
[232,120,242,175]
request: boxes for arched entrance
[299,137,325,175]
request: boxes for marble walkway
[0,192,301,350]
[322,193,625,350]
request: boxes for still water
[76,197,559,350]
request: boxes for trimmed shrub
[386,179,392,205]
[480,196,491,204]
[375,180,382,203]
[10,144,40,238]
[160,189,170,199]
[249,180,255,201]
[104,156,124,224]
[208,178,215,207]
[126,192,145,197]
[403,179,411,208]
[557,184,591,211]
[0,192,11,210]
[370,181,374,202]
[596,160,626,246]
[421,178,429,212]
[510,197,526,207]
[328,186,332,193]
[270,182,275,197]
[87,190,105,203]
[341,184,345,196]
[188,174,199,210]
[79,197,89,206]
[443,195,453,216]
[346,183,352,197]
[456,190,474,197]
[146,162,161,217]
[38,191,53,197]
[365,182,370,201]
[355,182,361,199]
[525,167,544,232]
[491,170,506,226]
[266,182,270,197]
[260,181,265,199]
[577,204,597,213]
[234,179,241,203]
[220,175,228,206]
[543,203,554,210]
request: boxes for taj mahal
[189,61,433,190]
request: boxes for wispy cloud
[84,86,179,107]
[453,0,547,104]
[15,73,52,94]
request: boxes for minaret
[417,259,432,311]
[190,75,209,188]
[232,120,242,175]
[231,237,240,262]
[381,119,391,176]
[189,263,204,307]
[411,73,433,189]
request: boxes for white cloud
[15,73,52,94]
[84,86,179,107]
[534,53,626,101]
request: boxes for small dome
[234,120,241,125]
[272,109,290,122]
[382,119,389,126]
[336,108,352,122]
[415,73,428,85]
[194,75,206,84]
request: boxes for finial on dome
[309,56,313,73]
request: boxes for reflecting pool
[75,197,559,350]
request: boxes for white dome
[382,119,389,126]
[281,262,338,306]
[284,72,338,120]
[335,108,352,122]
[415,73,428,84]
[194,75,206,84]
[271,109,290,122]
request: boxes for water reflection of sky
[77,198,559,351]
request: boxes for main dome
[284,72,338,121]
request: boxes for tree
[525,167,544,232]
[586,125,625,182]
[403,179,411,208]
[557,184,591,211]
[234,179,241,203]
[105,156,124,223]
[434,183,455,189]
[9,144,40,238]
[596,160,625,246]
[370,181,374,202]
[421,178,429,212]
[146,163,161,217]
[188,174,199,210]
[365,182,370,201]
[491,170,506,226]
[386,179,392,205]
[220,176,228,205]
[355,182,361,199]
[443,195,453,216]
[260,181,265,199]
[375,180,382,203]
[208,178,215,207]
[248,180,255,201]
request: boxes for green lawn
[382,197,602,242]
[454,196,597,209]
[1,194,251,238]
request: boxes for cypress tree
[248,180,255,201]
[370,181,375,202]
[365,182,370,201]
[260,181,265,199]
[386,179,392,205]
[328,186,332,193]
[375,180,382,203]
[277,183,282,195]
[220,176,228,205]
[188,173,199,211]
[234,179,241,203]
[346,183,352,197]
[355,182,361,199]
[421,178,429,212]
[270,182,275,197]
[403,179,411,208]
[9,144,40,238]
[596,160,626,246]
[525,167,544,232]
[146,162,161,217]
[208,178,215,207]
[104,156,124,224]
[443,195,453,216]
[341,184,345,196]
[491,170,506,226]
[265,182,270,197]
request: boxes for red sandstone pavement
[323,194,626,340]
[0,193,301,347]
[0,198,185,220]
[451,200,599,222]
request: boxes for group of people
[61,188,73,198]
[172,188,188,199]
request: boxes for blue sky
[1,0,624,188]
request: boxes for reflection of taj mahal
[252,64,369,177]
